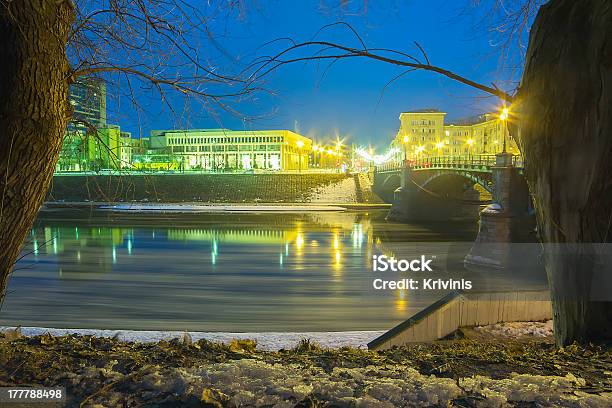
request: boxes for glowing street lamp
[466,138,474,158]
[499,107,509,121]
[499,107,510,153]
[312,145,319,167]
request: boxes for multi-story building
[68,78,107,130]
[57,79,135,172]
[393,109,519,160]
[395,109,446,158]
[148,129,312,171]
[56,129,88,171]
[119,132,133,167]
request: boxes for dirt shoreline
[1,329,610,407]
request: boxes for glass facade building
[149,129,312,171]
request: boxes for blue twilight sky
[103,0,528,150]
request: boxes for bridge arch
[418,170,493,194]
[381,173,401,191]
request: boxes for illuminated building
[68,78,107,131]
[393,109,520,160]
[149,129,312,171]
[57,79,132,171]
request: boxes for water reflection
[0,209,538,332]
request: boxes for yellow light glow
[395,298,407,312]
[500,107,509,121]
[313,145,319,151]
[467,139,474,146]
[417,145,425,152]
[403,135,409,143]
[327,149,333,154]
[296,233,304,250]
[296,140,304,148]
[435,142,443,149]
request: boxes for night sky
[104,0,528,150]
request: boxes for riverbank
[47,173,387,204]
[0,327,609,407]
[0,327,384,350]
[42,202,391,213]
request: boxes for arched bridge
[373,155,524,203]
[373,152,536,273]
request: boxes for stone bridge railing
[375,155,523,173]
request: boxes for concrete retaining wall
[48,173,350,203]
[368,290,552,350]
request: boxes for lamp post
[466,138,474,160]
[499,107,509,153]
[296,140,304,173]
[402,135,408,165]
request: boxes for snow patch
[308,177,357,203]
[99,204,347,213]
[475,320,553,338]
[61,360,611,407]
[0,326,384,350]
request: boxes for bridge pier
[464,152,537,270]
[386,167,414,221]
[386,165,480,222]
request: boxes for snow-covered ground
[99,204,347,213]
[308,177,357,203]
[65,359,611,407]
[0,327,384,350]
[475,320,553,337]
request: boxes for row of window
[413,128,437,133]
[410,120,437,126]
[167,135,285,145]
[171,144,283,153]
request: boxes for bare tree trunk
[0,1,74,306]
[516,0,612,345]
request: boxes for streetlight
[466,138,474,159]
[296,140,304,173]
[499,107,509,153]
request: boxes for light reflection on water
[1,209,484,331]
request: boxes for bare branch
[248,40,515,102]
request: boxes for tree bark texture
[516,0,612,345]
[0,1,74,306]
